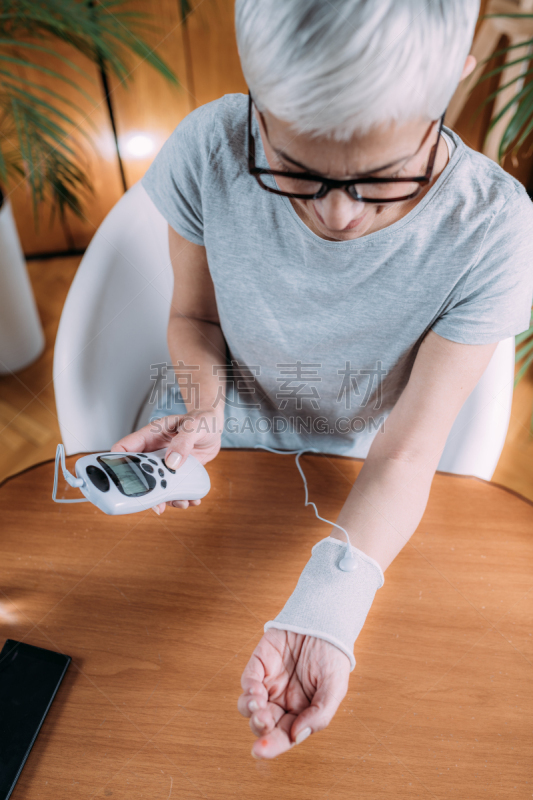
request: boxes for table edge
[1,448,532,511]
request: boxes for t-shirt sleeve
[431,182,533,345]
[141,98,220,246]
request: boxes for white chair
[54,180,516,481]
[54,180,172,456]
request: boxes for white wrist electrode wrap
[264,536,385,672]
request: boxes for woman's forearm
[330,453,438,573]
[167,314,227,429]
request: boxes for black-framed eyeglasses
[247,89,446,204]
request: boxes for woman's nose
[313,189,366,230]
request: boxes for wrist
[329,531,386,577]
[265,536,384,673]
[323,536,385,585]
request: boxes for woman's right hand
[110,408,222,514]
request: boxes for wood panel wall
[8,39,125,255]
[9,0,532,256]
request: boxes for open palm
[238,628,351,759]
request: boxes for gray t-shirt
[142,92,533,455]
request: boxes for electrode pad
[264,536,385,672]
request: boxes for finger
[289,667,349,746]
[240,656,269,711]
[251,713,297,760]
[248,700,285,738]
[163,420,202,470]
[151,503,166,516]
[166,499,201,508]
[237,685,283,727]
[239,654,284,733]
[237,687,266,718]
[167,500,189,509]
[237,681,269,719]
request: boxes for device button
[86,465,110,492]
[148,458,158,465]
[141,464,154,474]
[161,479,167,489]
[162,461,176,475]
[158,468,164,477]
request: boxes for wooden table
[0,450,532,799]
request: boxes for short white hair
[235,0,480,141]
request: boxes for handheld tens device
[52,443,210,515]
[0,640,71,800]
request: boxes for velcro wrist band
[264,536,385,672]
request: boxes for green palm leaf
[514,349,533,386]
[481,80,533,137]
[0,53,94,98]
[471,14,533,162]
[471,12,533,428]
[475,52,533,87]
[515,343,533,367]
[0,0,184,222]
[497,84,533,160]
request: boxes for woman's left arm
[331,330,499,572]
[238,330,500,760]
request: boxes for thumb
[290,671,348,745]
[163,415,202,470]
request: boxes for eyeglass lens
[257,172,421,201]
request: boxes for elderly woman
[113,0,533,760]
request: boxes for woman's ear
[460,53,477,82]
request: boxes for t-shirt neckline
[252,109,464,247]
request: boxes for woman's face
[254,56,476,242]
[255,106,447,241]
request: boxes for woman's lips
[314,205,366,230]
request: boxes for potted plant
[0,0,180,374]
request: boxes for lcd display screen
[99,456,150,496]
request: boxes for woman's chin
[313,206,371,238]
[318,217,372,240]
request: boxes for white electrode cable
[50,442,359,570]
[253,445,358,571]
[52,443,89,503]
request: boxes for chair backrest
[437,335,514,480]
[54,181,172,455]
[54,180,515,480]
